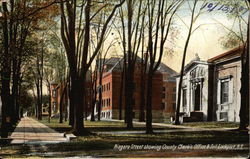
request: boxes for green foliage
[216,0,249,48]
[19,88,34,111]
[219,31,243,49]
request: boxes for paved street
[10,117,68,144]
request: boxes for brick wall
[98,67,166,121]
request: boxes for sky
[161,0,249,72]
[105,0,249,72]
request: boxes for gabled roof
[99,55,176,76]
[183,54,209,73]
[156,63,177,75]
[207,45,243,63]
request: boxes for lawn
[182,121,240,128]
[36,117,249,157]
[38,117,177,133]
[1,117,248,158]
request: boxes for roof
[184,54,209,73]
[156,63,177,75]
[100,56,176,76]
[207,45,243,63]
[175,54,210,77]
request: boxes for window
[162,92,165,98]
[52,90,57,98]
[221,81,229,104]
[108,98,110,106]
[182,89,187,107]
[108,83,110,91]
[53,102,56,112]
[162,87,166,99]
[161,102,165,110]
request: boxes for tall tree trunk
[97,72,103,121]
[1,1,12,138]
[91,71,97,121]
[59,83,67,123]
[125,68,134,129]
[146,68,153,134]
[118,67,125,120]
[39,44,44,120]
[68,78,74,126]
[175,0,197,125]
[47,85,51,123]
[11,58,18,124]
[239,10,250,129]
[139,58,146,122]
[72,77,85,135]
[36,81,42,120]
[124,0,134,129]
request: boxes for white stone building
[176,55,211,122]
[176,47,243,122]
[208,47,242,122]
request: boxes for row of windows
[102,98,111,107]
[102,83,111,92]
[101,112,111,119]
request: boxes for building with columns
[176,46,244,122]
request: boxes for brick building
[98,57,177,122]
[158,64,177,121]
[50,81,68,115]
[50,73,92,118]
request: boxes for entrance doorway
[194,84,201,111]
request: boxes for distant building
[50,81,62,114]
[176,47,244,122]
[49,57,177,122]
[97,57,177,122]
[50,73,92,118]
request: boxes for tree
[216,0,249,130]
[0,0,59,137]
[59,0,125,135]
[144,0,182,133]
[175,0,205,125]
[115,0,147,128]
[239,0,249,130]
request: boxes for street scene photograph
[0,0,249,158]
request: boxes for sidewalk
[10,117,68,144]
